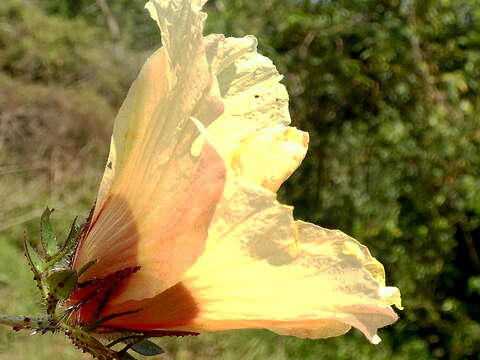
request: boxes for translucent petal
[191,36,304,189]
[214,36,291,148]
[101,178,400,342]
[72,0,226,303]
[231,125,309,192]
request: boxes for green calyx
[23,208,87,309]
[40,207,58,258]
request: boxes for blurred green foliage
[1,0,480,359]
[0,0,142,104]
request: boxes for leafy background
[1,0,479,359]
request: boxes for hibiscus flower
[68,0,402,350]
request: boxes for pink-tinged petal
[72,0,226,304]
[74,142,225,306]
[101,282,200,330]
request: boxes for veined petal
[93,48,168,215]
[101,177,401,342]
[192,36,302,189]
[215,36,291,142]
[95,0,220,211]
[72,0,226,303]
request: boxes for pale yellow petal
[180,179,399,342]
[94,47,168,214]
[73,0,226,303]
[102,177,400,342]
[192,36,297,189]
[96,0,223,211]
[231,125,309,191]
[215,36,291,141]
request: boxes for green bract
[23,209,83,309]
[40,208,58,258]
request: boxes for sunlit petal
[214,36,291,152]
[72,0,226,303]
[231,125,308,191]
[191,36,305,190]
[102,178,400,342]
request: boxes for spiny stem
[0,314,50,331]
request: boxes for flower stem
[0,314,50,331]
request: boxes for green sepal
[23,236,44,272]
[40,207,58,258]
[46,270,78,300]
[66,327,117,359]
[61,216,81,252]
[43,218,83,271]
[23,235,47,297]
[130,340,164,356]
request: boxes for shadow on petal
[101,282,200,330]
